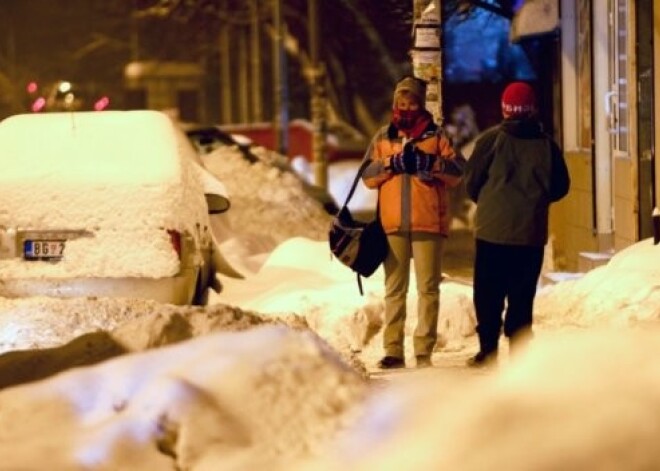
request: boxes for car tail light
[167,229,182,259]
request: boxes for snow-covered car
[184,124,259,163]
[0,110,239,305]
[184,124,339,215]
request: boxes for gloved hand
[390,153,406,174]
[391,145,438,175]
[402,143,417,174]
[414,150,437,172]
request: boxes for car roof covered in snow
[0,110,182,186]
[0,110,209,232]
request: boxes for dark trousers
[473,239,544,353]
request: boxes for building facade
[554,0,658,271]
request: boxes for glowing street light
[58,81,72,93]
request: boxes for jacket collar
[499,118,544,138]
[387,119,438,141]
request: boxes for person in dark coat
[464,81,570,367]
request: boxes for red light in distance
[31,97,46,112]
[94,96,110,111]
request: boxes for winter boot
[466,350,498,368]
[378,356,405,369]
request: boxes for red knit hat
[501,82,536,118]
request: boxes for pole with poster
[411,0,442,124]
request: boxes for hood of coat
[500,118,544,139]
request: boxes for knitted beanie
[501,82,536,117]
[393,76,427,109]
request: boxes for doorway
[636,0,656,239]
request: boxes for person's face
[395,93,420,111]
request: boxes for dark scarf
[391,108,433,139]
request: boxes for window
[610,0,629,154]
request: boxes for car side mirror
[205,193,230,214]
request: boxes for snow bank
[306,326,660,471]
[0,296,308,389]
[0,325,369,471]
[201,147,332,274]
[216,238,476,357]
[535,239,660,326]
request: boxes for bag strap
[340,157,372,210]
[339,157,382,223]
[336,158,383,298]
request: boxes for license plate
[24,240,65,260]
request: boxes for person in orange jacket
[362,76,466,369]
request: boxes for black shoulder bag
[328,158,388,295]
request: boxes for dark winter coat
[362,121,465,235]
[465,118,570,246]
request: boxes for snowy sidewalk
[366,349,489,390]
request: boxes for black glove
[402,143,417,174]
[414,151,437,172]
[390,153,406,173]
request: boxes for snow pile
[0,296,306,389]
[0,325,369,471]
[435,279,477,350]
[215,237,476,358]
[0,296,170,354]
[535,239,660,327]
[201,147,333,274]
[306,326,660,471]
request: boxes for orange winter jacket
[362,122,465,235]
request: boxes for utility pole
[306,0,328,190]
[411,0,443,124]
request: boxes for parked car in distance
[184,123,339,215]
[184,124,259,163]
[0,110,239,305]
